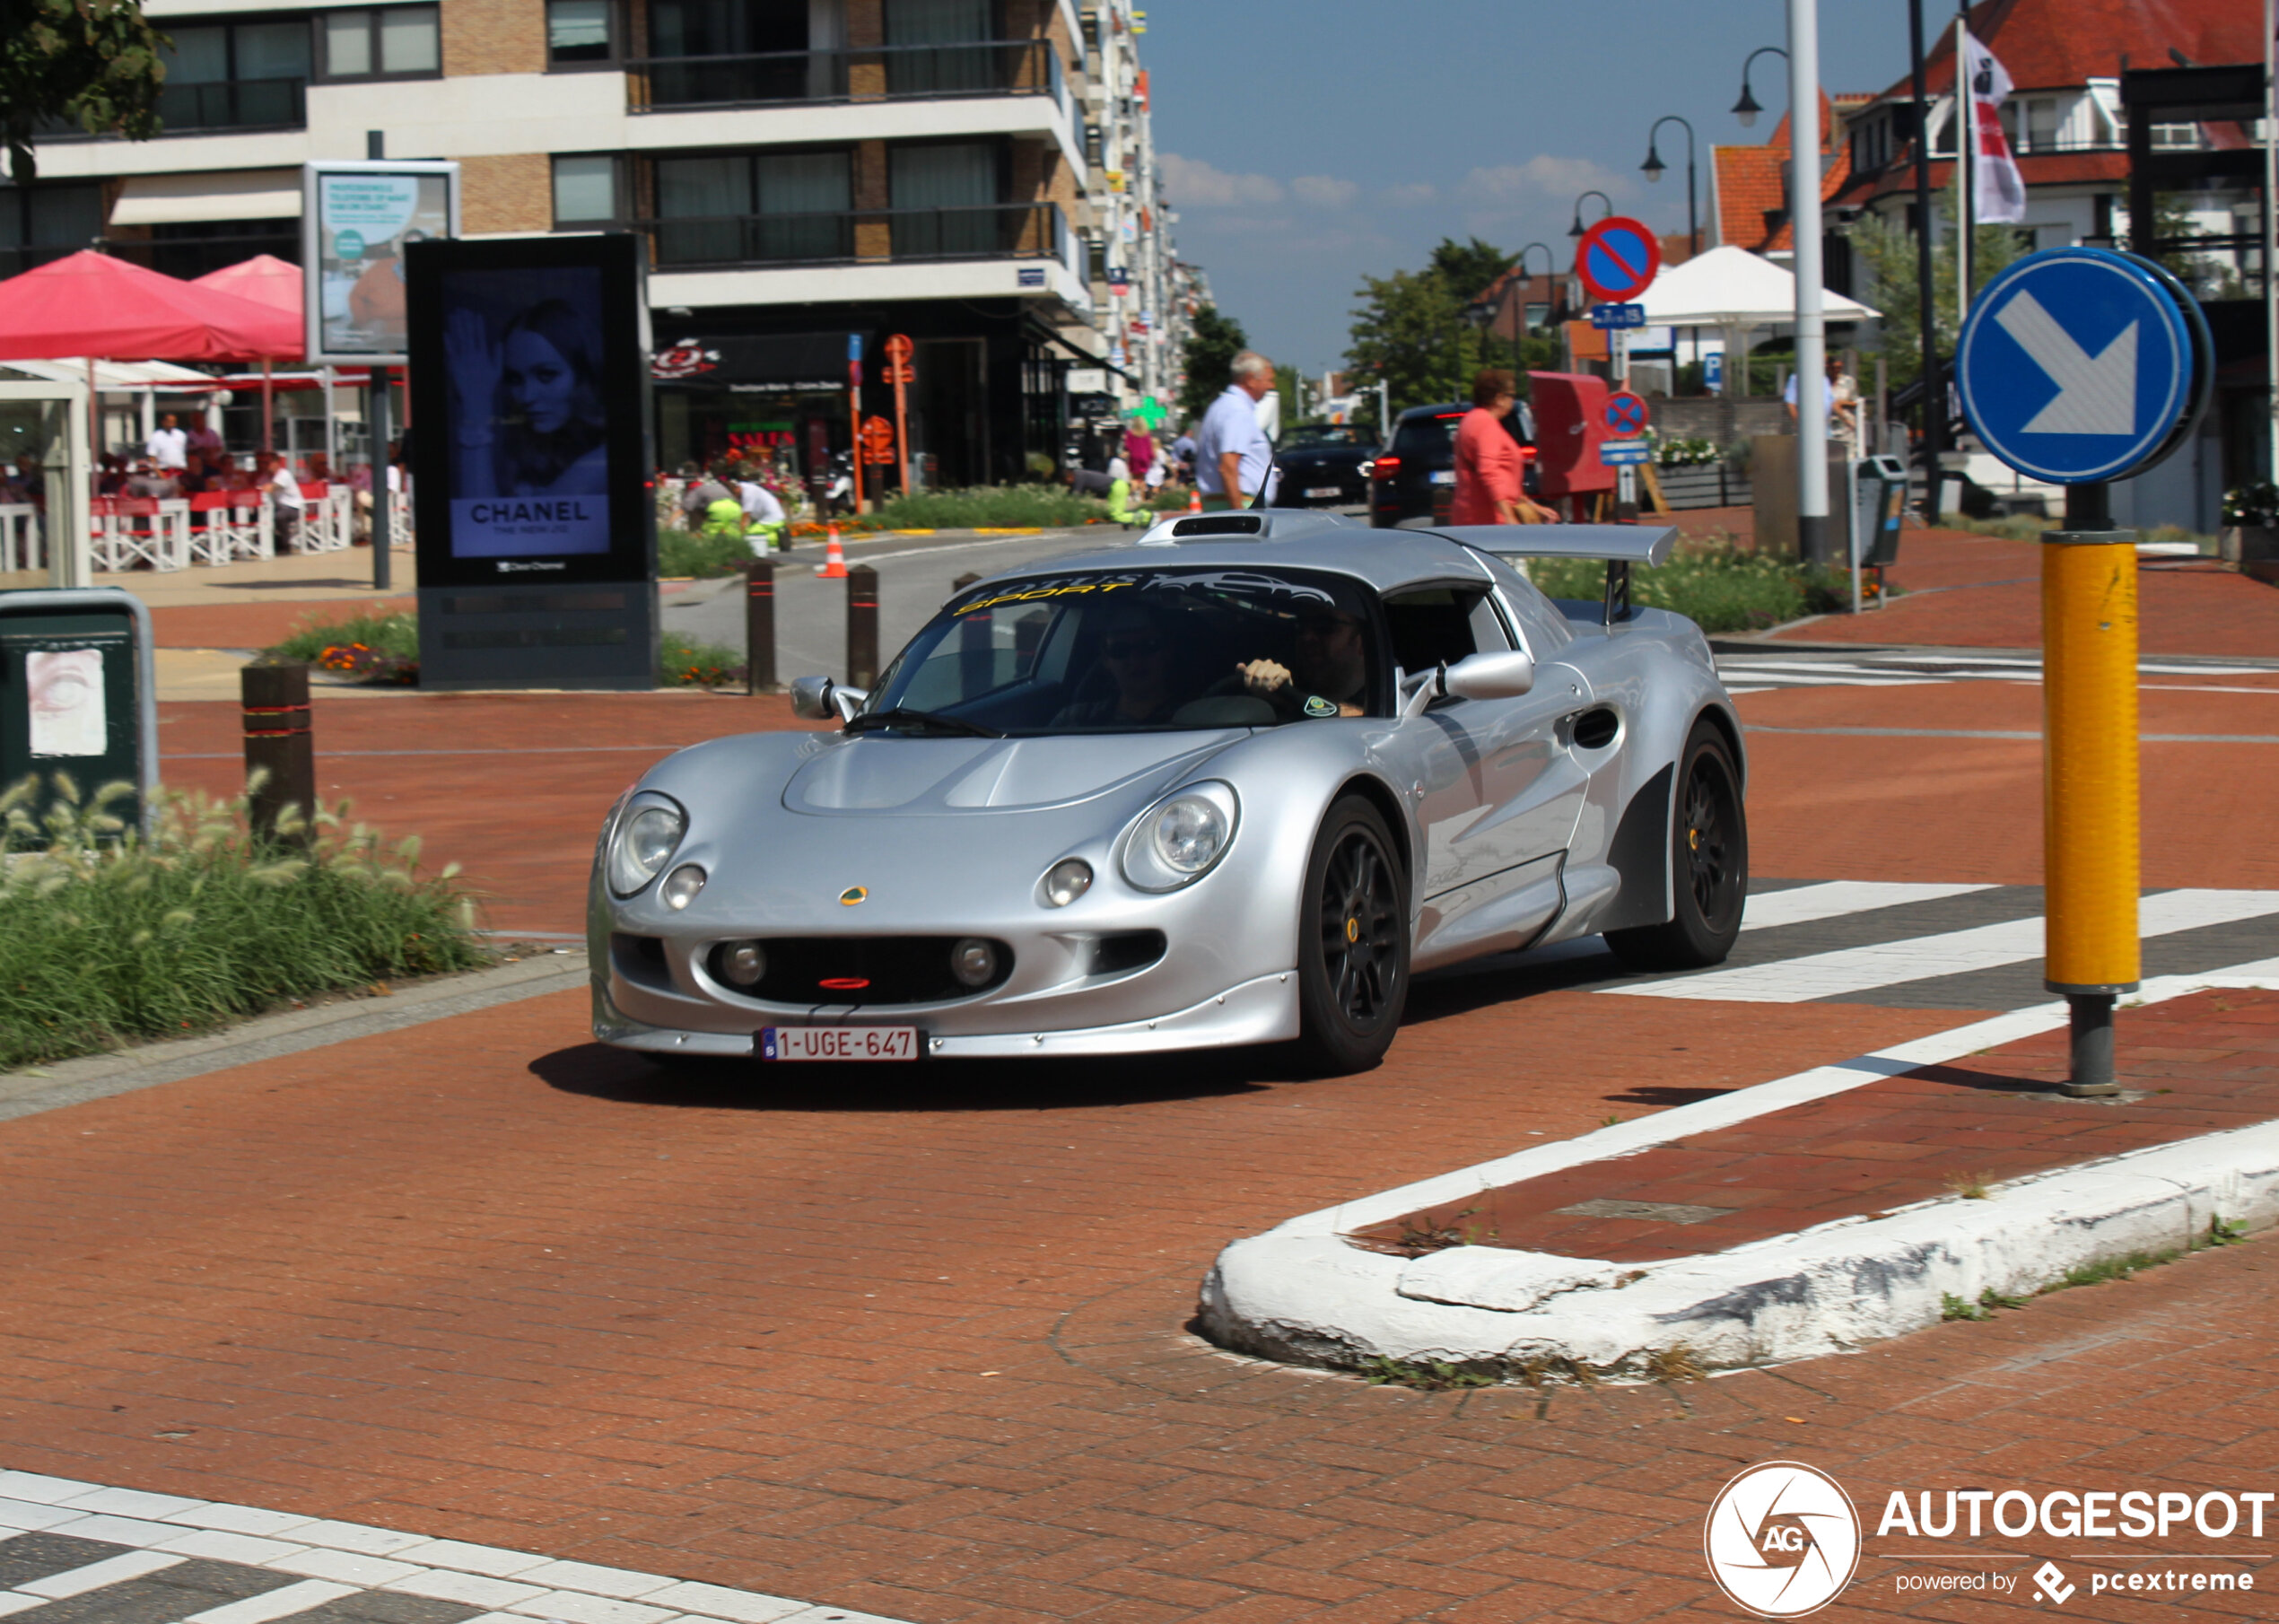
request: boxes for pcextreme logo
[1704,1462,1863,1618]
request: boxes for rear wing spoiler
[1414,523,1680,627]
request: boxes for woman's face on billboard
[503,327,577,432]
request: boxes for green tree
[1176,305,1247,426]
[0,0,168,183]
[1343,236,1557,416]
[1844,202,2028,394]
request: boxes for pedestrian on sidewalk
[1195,352,1277,511]
[1452,370,1554,527]
[258,451,304,549]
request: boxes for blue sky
[1141,0,1917,379]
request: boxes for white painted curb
[1198,969,2279,1379]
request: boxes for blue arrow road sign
[1956,247,2204,485]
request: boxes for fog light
[1042,858,1093,907]
[660,864,707,910]
[720,939,766,986]
[950,937,998,988]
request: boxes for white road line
[1741,881,1999,933]
[17,1548,185,1597]
[179,1579,360,1624]
[1710,672,1944,687]
[1608,888,2279,1003]
[1718,659,1972,676]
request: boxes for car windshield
[862,567,1384,735]
[1283,423,1371,449]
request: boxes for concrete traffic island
[1199,974,2279,1383]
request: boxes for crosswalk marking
[180,1579,358,1624]
[1608,887,2279,1003]
[1716,650,2279,694]
[1738,881,1998,933]
[17,1547,183,1597]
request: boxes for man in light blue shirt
[1195,350,1278,510]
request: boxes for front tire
[1295,795,1410,1073]
[1605,719,1748,971]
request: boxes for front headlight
[607,793,687,897]
[1121,781,1239,892]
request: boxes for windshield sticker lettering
[956,577,1140,615]
[1146,571,1338,607]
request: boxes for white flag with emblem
[1963,31,2028,223]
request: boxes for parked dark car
[1268,421,1381,509]
[1367,401,1534,528]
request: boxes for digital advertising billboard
[301,161,459,365]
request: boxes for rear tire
[1295,796,1410,1074]
[1605,719,1748,971]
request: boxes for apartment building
[8,0,1191,486]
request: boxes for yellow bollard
[2042,527,2139,1096]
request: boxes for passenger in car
[1051,605,1190,727]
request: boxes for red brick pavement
[149,597,418,650]
[1357,989,2279,1264]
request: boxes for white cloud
[1460,155,1629,204]
[1379,181,1437,207]
[1160,152,1284,208]
[1290,175,1359,210]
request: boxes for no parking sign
[1574,217,1661,304]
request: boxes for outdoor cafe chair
[188,490,270,564]
[92,495,189,572]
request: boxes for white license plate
[759,1026,921,1061]
[1429,470,1456,485]
[1305,486,1342,498]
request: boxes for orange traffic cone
[815,525,847,579]
[1186,486,1202,514]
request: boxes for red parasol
[192,254,308,453]
[0,250,300,361]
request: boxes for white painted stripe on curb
[179,1579,359,1623]
[17,1548,185,1597]
[1200,963,2279,1377]
[1609,886,2279,1002]
[1738,881,1998,933]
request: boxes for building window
[320,5,440,80]
[553,154,620,225]
[548,0,615,65]
[157,19,310,132]
[137,218,301,279]
[890,141,1002,256]
[0,184,104,275]
[2149,121,2202,151]
[651,149,852,264]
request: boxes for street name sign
[1956,246,2209,485]
[1575,217,1661,304]
[1589,302,1646,330]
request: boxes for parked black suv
[1367,401,1533,527]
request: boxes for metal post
[1908,0,1945,523]
[1789,0,1830,565]
[2045,479,2135,1099]
[370,370,391,590]
[1954,13,1972,318]
[241,661,316,847]
[846,563,879,689]
[744,556,775,694]
[2266,0,2277,485]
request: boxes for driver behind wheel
[1233,605,1370,718]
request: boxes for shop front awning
[110,170,303,228]
[650,332,859,392]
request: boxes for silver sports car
[590,510,1746,1072]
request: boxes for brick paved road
[7,623,2274,1620]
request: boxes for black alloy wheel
[1296,795,1410,1073]
[1606,719,1749,971]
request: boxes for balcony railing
[636,201,1068,271]
[157,76,307,134]
[628,39,1063,116]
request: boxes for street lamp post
[1732,45,1788,128]
[1567,190,1614,240]
[1640,115,1699,258]
[1514,241,1555,371]
[1777,11,1829,564]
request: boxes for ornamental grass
[0,773,485,1070]
[1528,539,1857,634]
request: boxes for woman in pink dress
[1450,369,1551,526]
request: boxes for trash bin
[0,588,158,837]
[1851,455,1909,609]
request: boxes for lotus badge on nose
[839,886,868,905]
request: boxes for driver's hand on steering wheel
[1238,658,1292,696]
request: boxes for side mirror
[833,685,869,721]
[1441,649,1535,702]
[788,675,834,719]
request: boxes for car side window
[1383,585,1499,678]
